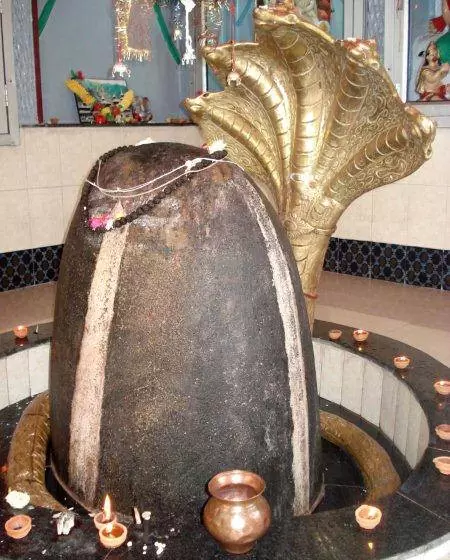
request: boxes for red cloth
[420,84,447,101]
[430,0,450,33]
[431,15,446,33]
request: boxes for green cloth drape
[153,2,182,65]
[38,0,57,36]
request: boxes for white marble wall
[0,342,50,408]
[313,339,429,468]
[0,337,431,470]
[0,124,449,253]
[0,125,203,253]
[334,127,450,250]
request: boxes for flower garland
[65,75,135,124]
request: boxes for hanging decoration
[38,0,57,36]
[114,0,153,61]
[226,2,242,86]
[112,46,132,79]
[181,0,196,64]
[154,2,182,64]
[172,0,184,41]
[204,0,225,31]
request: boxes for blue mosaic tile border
[0,240,449,292]
[0,245,63,292]
[325,238,449,291]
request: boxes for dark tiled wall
[324,238,449,291]
[0,246,63,291]
[1,239,449,292]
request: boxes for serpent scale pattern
[7,392,65,511]
[185,8,435,326]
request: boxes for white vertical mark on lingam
[242,182,309,516]
[68,225,129,504]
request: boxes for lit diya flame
[13,325,28,339]
[104,494,112,521]
[94,494,117,530]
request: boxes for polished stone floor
[1,398,449,560]
[1,272,449,366]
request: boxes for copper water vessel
[203,470,271,554]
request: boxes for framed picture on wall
[408,0,450,102]
[73,78,133,124]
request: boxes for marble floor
[1,272,450,366]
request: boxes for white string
[86,156,244,200]
[86,160,195,194]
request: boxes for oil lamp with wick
[434,380,450,396]
[328,329,342,341]
[13,325,28,339]
[4,515,32,539]
[353,329,369,343]
[355,505,382,530]
[94,494,117,530]
[435,424,450,441]
[99,520,128,549]
[95,494,127,549]
[433,456,450,475]
[393,355,411,370]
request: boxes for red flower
[94,114,107,125]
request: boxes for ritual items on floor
[433,456,450,475]
[353,329,369,343]
[434,380,450,395]
[355,505,382,530]
[13,325,28,339]
[393,355,411,370]
[203,470,271,554]
[435,424,450,441]
[4,515,32,539]
[328,328,342,341]
[99,521,128,548]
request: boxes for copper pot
[203,470,271,555]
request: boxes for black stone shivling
[49,142,322,531]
